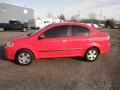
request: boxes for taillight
[107,34,110,40]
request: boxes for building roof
[0,3,33,10]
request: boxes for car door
[10,21,22,29]
[14,21,22,29]
[67,25,90,56]
[35,25,69,58]
[8,21,15,29]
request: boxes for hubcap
[18,52,31,64]
[87,50,97,61]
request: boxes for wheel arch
[14,48,35,60]
[84,46,100,56]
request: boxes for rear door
[67,25,90,56]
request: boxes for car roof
[35,22,100,36]
[48,22,100,33]
[50,22,87,26]
[47,22,94,30]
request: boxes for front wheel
[84,48,99,62]
[15,49,34,65]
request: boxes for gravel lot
[0,29,120,90]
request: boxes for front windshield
[27,24,50,36]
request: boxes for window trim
[42,25,70,39]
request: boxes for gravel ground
[0,29,120,90]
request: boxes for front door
[35,25,69,58]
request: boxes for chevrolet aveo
[4,22,111,65]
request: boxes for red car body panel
[4,22,111,61]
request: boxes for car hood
[9,35,29,42]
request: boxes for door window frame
[41,25,70,39]
[69,25,90,36]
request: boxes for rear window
[71,26,89,36]
[9,21,21,24]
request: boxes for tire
[15,49,34,65]
[0,27,5,32]
[84,48,99,62]
[22,28,28,32]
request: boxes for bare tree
[70,15,77,22]
[70,14,80,22]
[47,12,52,18]
[58,14,66,21]
[70,11,80,22]
[88,13,96,25]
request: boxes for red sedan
[4,22,111,65]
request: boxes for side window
[9,21,15,24]
[71,26,89,36]
[15,21,21,25]
[44,25,68,38]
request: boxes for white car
[28,18,64,29]
[86,23,99,28]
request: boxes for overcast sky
[0,0,120,20]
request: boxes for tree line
[47,13,120,29]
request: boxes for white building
[0,3,34,23]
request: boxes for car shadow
[4,29,34,32]
[0,45,6,60]
[71,57,88,62]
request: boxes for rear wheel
[15,49,34,65]
[22,28,28,32]
[84,48,99,62]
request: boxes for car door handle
[87,39,91,41]
[62,40,67,43]
[58,40,67,43]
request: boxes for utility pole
[88,13,96,26]
[77,10,80,21]
[99,5,103,28]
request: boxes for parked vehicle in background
[0,20,29,32]
[86,23,99,28]
[4,22,111,65]
[28,18,64,29]
[98,24,105,28]
[111,24,120,29]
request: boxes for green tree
[58,14,66,21]
[105,19,115,28]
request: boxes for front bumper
[4,46,15,60]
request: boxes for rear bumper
[101,42,111,54]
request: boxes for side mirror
[38,34,45,40]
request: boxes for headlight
[6,41,14,47]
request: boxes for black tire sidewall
[84,48,99,62]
